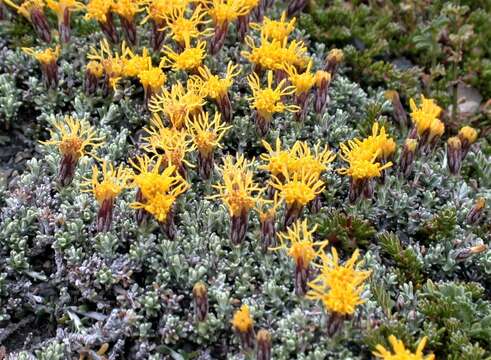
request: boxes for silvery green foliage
[1,4,491,360]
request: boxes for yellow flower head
[326,48,344,64]
[373,336,435,360]
[149,81,206,129]
[187,110,231,157]
[4,0,45,20]
[162,40,207,72]
[458,125,478,144]
[289,141,336,179]
[251,11,296,42]
[142,0,190,23]
[86,60,104,78]
[273,219,327,269]
[363,122,397,160]
[193,62,241,100]
[46,0,84,18]
[210,154,262,216]
[255,192,281,223]
[260,138,295,177]
[112,0,142,21]
[138,66,167,93]
[231,304,253,333]
[85,0,112,23]
[88,39,125,90]
[447,136,461,150]
[248,71,299,121]
[338,139,393,180]
[40,116,104,161]
[283,59,316,96]
[22,45,60,64]
[409,95,443,137]
[307,247,371,315]
[143,118,195,169]
[208,0,249,26]
[130,155,189,222]
[83,161,130,205]
[242,36,308,71]
[121,43,152,77]
[164,5,213,45]
[271,168,325,207]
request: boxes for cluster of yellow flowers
[26,1,485,356]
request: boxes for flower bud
[399,138,417,178]
[458,126,478,159]
[192,281,209,322]
[314,70,331,114]
[456,244,488,261]
[384,90,409,128]
[324,49,344,77]
[256,329,272,360]
[231,209,249,245]
[150,19,166,52]
[85,61,104,95]
[447,136,462,175]
[160,205,177,240]
[467,197,486,225]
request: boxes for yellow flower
[149,81,206,129]
[307,247,371,316]
[255,192,281,223]
[458,125,478,144]
[112,0,142,21]
[193,62,241,100]
[362,122,397,160]
[373,336,435,360]
[270,169,325,207]
[210,154,261,216]
[272,219,327,269]
[338,140,393,180]
[409,95,443,137]
[310,248,371,291]
[289,141,336,179]
[259,138,295,177]
[164,5,213,45]
[4,0,44,20]
[251,11,296,42]
[138,66,166,93]
[242,36,308,72]
[88,39,125,90]
[283,59,316,96]
[85,0,112,23]
[247,70,299,121]
[22,45,60,64]
[162,40,207,72]
[143,118,195,170]
[121,43,152,77]
[231,304,253,333]
[46,0,84,18]
[208,0,249,26]
[40,116,104,161]
[186,110,231,157]
[86,60,104,78]
[141,0,190,23]
[83,161,130,205]
[130,155,189,222]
